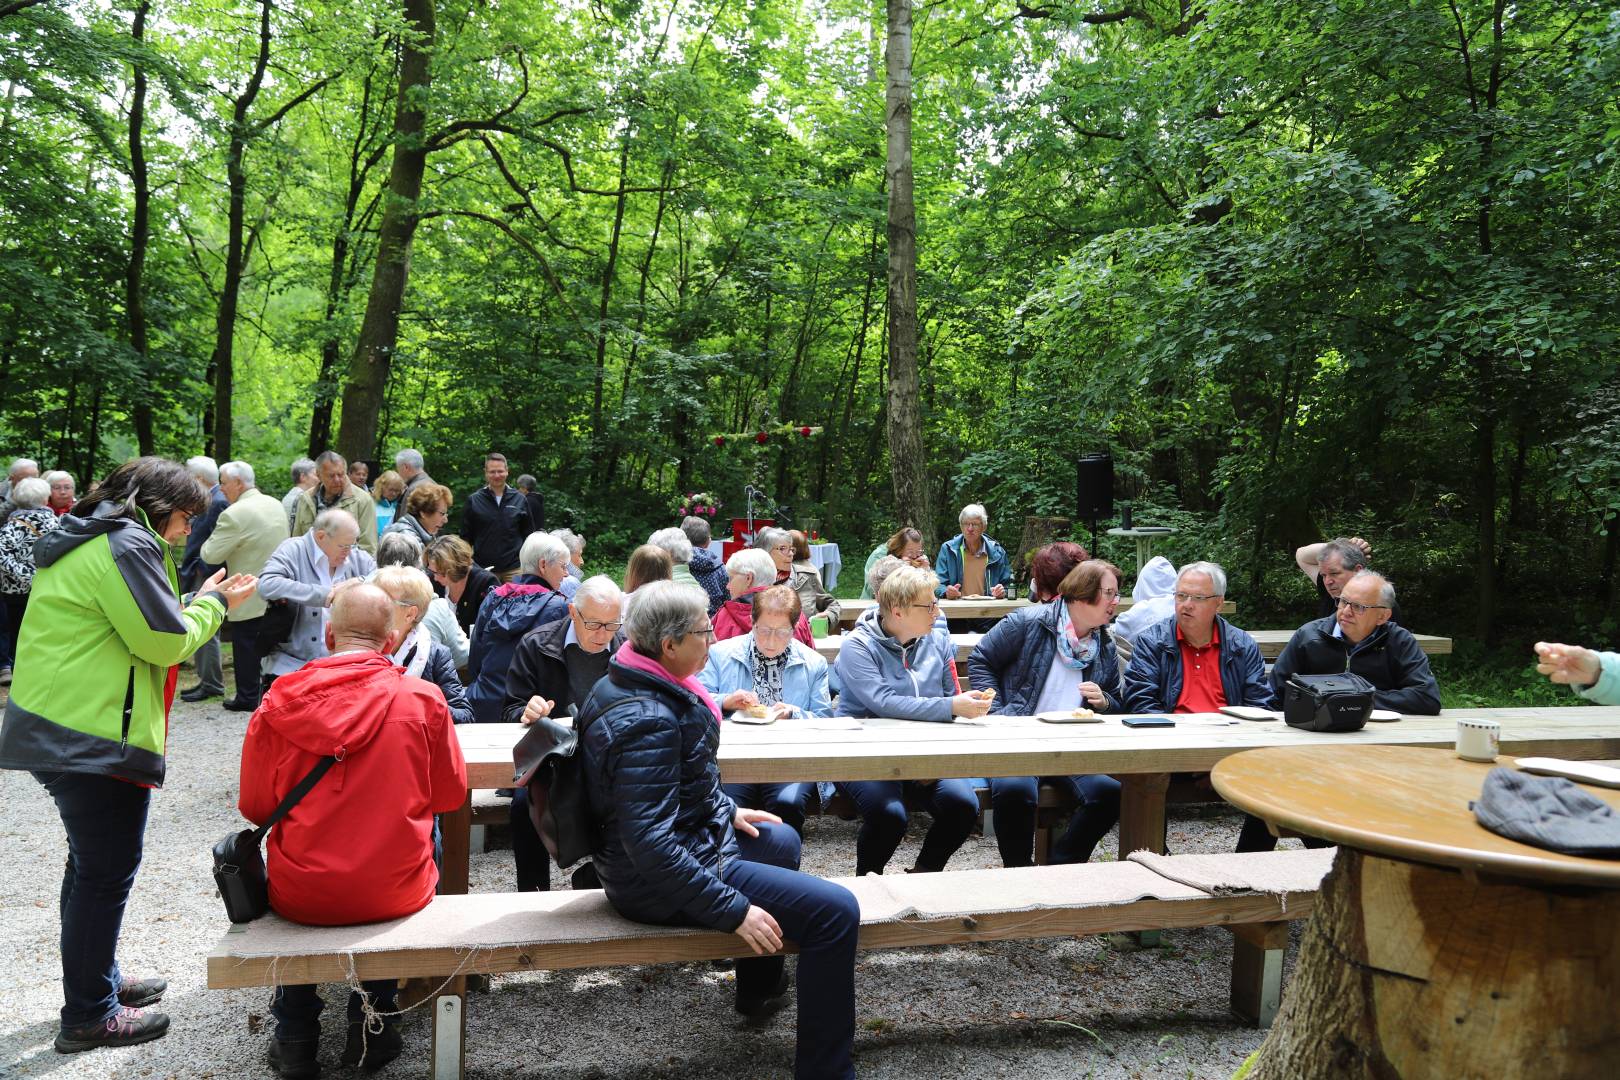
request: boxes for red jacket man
[239,585,467,926]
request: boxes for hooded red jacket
[239,651,467,926]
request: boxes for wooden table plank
[834,596,1235,627]
[812,628,1453,663]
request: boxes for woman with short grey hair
[549,528,585,579]
[715,548,814,644]
[0,476,61,680]
[649,526,698,591]
[578,579,859,1076]
[752,527,794,583]
[465,531,570,722]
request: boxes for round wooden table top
[1212,745,1620,888]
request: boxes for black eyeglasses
[580,619,623,633]
[1335,597,1390,616]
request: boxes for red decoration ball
[713,436,725,447]
[755,432,768,444]
[799,426,811,437]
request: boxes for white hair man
[200,461,290,710]
[500,574,624,891]
[934,504,1010,600]
[281,457,317,530]
[0,457,39,512]
[1121,561,1273,715]
[393,448,433,493]
[178,456,231,702]
[257,508,378,680]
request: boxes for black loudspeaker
[1075,453,1114,521]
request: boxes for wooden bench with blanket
[208,849,1333,1079]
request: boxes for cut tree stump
[1248,847,1620,1079]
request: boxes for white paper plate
[1036,710,1104,724]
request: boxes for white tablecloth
[705,540,842,590]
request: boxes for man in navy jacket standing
[461,452,533,581]
[1122,561,1272,715]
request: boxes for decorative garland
[709,424,823,447]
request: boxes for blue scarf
[1054,599,1099,671]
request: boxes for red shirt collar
[1175,619,1220,648]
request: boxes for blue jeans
[727,823,859,1080]
[837,778,979,875]
[989,774,1121,866]
[271,980,399,1042]
[723,781,814,836]
[33,770,152,1027]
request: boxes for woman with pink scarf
[576,582,858,1079]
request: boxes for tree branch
[0,0,47,19]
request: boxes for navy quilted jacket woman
[967,600,1123,715]
[577,659,746,928]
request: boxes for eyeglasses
[1335,597,1390,616]
[580,619,623,633]
[1173,592,1219,604]
[755,626,794,643]
[910,600,941,613]
[772,544,793,555]
[334,541,357,552]
[1098,589,1120,600]
[685,624,717,641]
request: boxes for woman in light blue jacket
[833,565,992,875]
[700,585,831,835]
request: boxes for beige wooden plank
[814,628,1451,663]
[835,596,1234,627]
[207,891,1311,989]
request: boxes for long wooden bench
[209,849,1332,1079]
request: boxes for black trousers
[228,615,266,706]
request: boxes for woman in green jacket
[0,457,257,1054]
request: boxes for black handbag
[1282,672,1376,733]
[212,755,337,923]
[513,715,597,868]
[253,597,297,655]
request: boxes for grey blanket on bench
[1125,848,1336,897]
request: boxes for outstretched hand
[1534,642,1601,687]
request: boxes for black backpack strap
[250,755,338,843]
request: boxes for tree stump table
[1212,745,1620,1079]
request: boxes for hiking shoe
[54,1006,170,1053]
[340,1020,403,1070]
[735,971,793,1022]
[267,1037,320,1078]
[117,976,167,1008]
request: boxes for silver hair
[549,528,584,557]
[9,476,49,509]
[314,449,346,470]
[289,457,316,483]
[376,530,425,569]
[394,448,424,470]
[218,460,255,488]
[726,548,777,587]
[1177,561,1228,597]
[185,456,219,486]
[867,554,905,596]
[519,530,569,574]
[959,503,988,528]
[648,527,694,565]
[680,515,712,547]
[312,507,359,539]
[1321,538,1371,573]
[7,458,38,480]
[572,574,623,611]
[42,469,73,488]
[623,581,708,658]
[1351,569,1397,608]
[752,526,792,553]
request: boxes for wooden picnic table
[1215,745,1620,1078]
[813,628,1453,664]
[441,706,1620,895]
[833,595,1235,628]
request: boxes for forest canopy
[2,0,1618,645]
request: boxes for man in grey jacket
[257,509,377,682]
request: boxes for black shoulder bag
[212,755,338,923]
[1282,672,1376,733]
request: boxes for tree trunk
[884,0,930,542]
[126,0,154,456]
[335,0,434,463]
[589,136,633,484]
[204,0,273,461]
[1249,848,1620,1079]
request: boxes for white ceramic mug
[1456,718,1501,763]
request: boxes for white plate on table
[1368,709,1402,723]
[1516,757,1620,789]
[1036,710,1105,724]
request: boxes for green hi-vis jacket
[0,503,226,786]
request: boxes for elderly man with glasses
[1122,561,1273,716]
[1270,570,1439,715]
[500,574,625,892]
[258,509,377,685]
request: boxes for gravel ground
[0,678,1303,1079]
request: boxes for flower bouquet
[672,491,723,520]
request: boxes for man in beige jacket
[291,450,378,554]
[203,461,291,710]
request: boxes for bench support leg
[1119,772,1170,946]
[1228,921,1289,1027]
[430,977,466,1080]
[441,795,472,896]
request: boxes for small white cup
[1456,718,1501,762]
